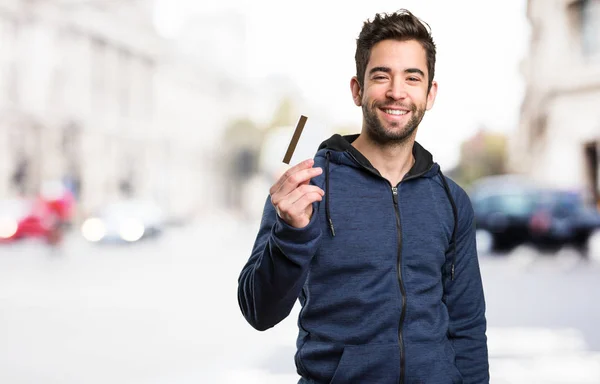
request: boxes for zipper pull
[392,187,398,205]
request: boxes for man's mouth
[382,109,409,116]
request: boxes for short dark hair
[355,9,436,92]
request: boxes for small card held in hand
[282,115,308,164]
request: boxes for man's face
[351,39,437,145]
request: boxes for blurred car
[469,175,541,253]
[0,198,57,243]
[80,199,165,244]
[528,189,600,252]
[470,175,600,256]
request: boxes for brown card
[282,115,308,164]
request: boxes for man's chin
[377,123,418,141]
[367,130,411,145]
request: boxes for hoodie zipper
[344,150,434,384]
[392,186,406,384]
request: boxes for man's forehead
[370,40,426,58]
[366,41,428,70]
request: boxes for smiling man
[238,9,489,384]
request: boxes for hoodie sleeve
[237,194,322,331]
[446,188,489,383]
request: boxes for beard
[362,100,426,146]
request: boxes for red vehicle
[0,190,75,244]
[0,198,51,242]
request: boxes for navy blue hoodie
[238,134,489,384]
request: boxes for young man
[238,9,489,384]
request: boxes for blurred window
[475,194,536,216]
[472,197,490,214]
[581,0,600,58]
[497,194,537,215]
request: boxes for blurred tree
[220,118,263,209]
[333,124,361,136]
[451,127,508,188]
[267,95,298,130]
[223,118,262,149]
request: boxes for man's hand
[270,158,324,228]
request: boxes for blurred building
[0,0,169,217]
[511,0,600,206]
[0,1,255,222]
[0,0,320,222]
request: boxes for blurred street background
[1,0,600,383]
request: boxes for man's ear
[426,80,438,111]
[350,76,362,106]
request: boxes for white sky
[154,0,530,169]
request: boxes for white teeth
[384,109,408,115]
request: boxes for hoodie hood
[317,134,438,179]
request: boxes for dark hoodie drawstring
[325,151,335,237]
[438,170,458,281]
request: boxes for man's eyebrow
[405,68,426,77]
[368,66,391,75]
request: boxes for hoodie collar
[318,134,435,179]
[318,133,457,282]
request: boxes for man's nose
[386,79,408,100]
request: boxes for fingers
[270,159,321,196]
[289,191,324,214]
[269,158,326,228]
[275,190,324,228]
[275,184,324,211]
[273,166,323,198]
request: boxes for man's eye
[408,77,420,82]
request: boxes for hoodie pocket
[329,343,399,384]
[406,341,464,384]
[442,341,464,384]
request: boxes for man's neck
[352,132,416,187]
